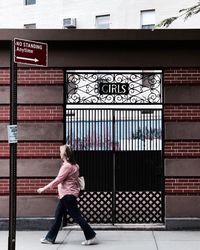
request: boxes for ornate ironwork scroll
[67,72,162,104]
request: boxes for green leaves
[157,1,200,27]
[156,17,178,28]
[179,3,200,21]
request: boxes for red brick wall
[0,179,57,195]
[0,67,64,197]
[164,68,200,197]
[0,143,61,157]
[164,68,200,85]
[165,142,200,158]
[164,105,200,121]
[0,69,9,84]
[0,68,63,85]
[165,178,200,195]
[0,105,63,121]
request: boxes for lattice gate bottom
[116,191,163,223]
[65,191,163,224]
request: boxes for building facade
[0,29,200,230]
[0,0,199,29]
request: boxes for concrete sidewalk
[1,230,200,250]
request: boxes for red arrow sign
[14,38,48,67]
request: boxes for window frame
[95,14,110,29]
[140,9,155,29]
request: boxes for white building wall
[0,0,199,29]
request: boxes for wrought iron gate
[65,71,164,224]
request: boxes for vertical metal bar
[96,110,98,150]
[106,110,108,150]
[153,110,155,151]
[62,69,67,227]
[79,109,81,149]
[112,109,116,224]
[77,109,79,150]
[137,109,140,188]
[82,109,84,149]
[89,110,91,150]
[161,70,165,223]
[75,109,76,150]
[122,110,126,151]
[137,110,139,151]
[63,69,67,145]
[71,110,73,147]
[94,110,96,150]
[133,110,135,150]
[100,109,103,150]
[149,109,152,188]
[79,109,84,150]
[126,110,128,151]
[119,111,121,150]
[128,110,130,151]
[72,109,74,149]
[8,40,17,250]
[103,110,105,150]
[92,110,94,150]
[74,110,77,150]
[91,110,93,150]
[156,110,158,150]
[116,111,118,151]
[97,110,99,150]
[126,110,128,150]
[143,110,145,151]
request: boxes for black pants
[45,195,96,242]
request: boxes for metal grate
[116,192,163,223]
[66,192,112,224]
[66,109,162,151]
[66,72,162,104]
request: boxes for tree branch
[157,1,200,27]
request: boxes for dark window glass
[141,24,155,29]
[25,0,36,5]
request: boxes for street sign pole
[8,40,17,250]
[7,37,47,250]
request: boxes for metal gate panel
[66,109,113,151]
[66,109,113,223]
[114,110,163,223]
[65,71,164,224]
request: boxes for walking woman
[37,144,97,245]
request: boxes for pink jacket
[44,162,80,199]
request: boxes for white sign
[7,125,18,143]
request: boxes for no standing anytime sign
[14,38,48,67]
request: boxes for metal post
[8,40,17,250]
[112,110,116,224]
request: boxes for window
[25,0,36,5]
[24,23,36,29]
[141,10,155,29]
[96,15,110,29]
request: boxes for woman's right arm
[37,163,71,194]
